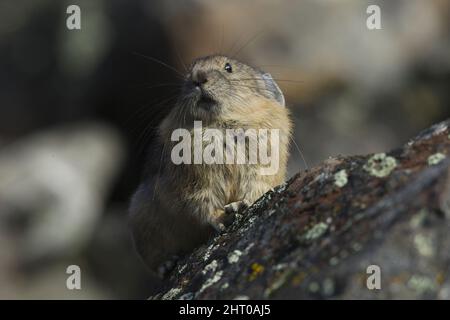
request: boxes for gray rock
[155,119,450,299]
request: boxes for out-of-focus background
[0,0,449,299]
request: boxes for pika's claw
[216,199,250,230]
[224,199,250,215]
[210,209,232,232]
[210,200,251,232]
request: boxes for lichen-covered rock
[153,119,450,300]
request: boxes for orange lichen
[248,263,265,281]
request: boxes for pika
[129,55,292,273]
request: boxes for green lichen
[427,152,446,165]
[414,234,434,257]
[179,292,194,300]
[227,250,242,264]
[322,278,335,296]
[329,256,339,266]
[199,270,223,293]
[244,242,255,253]
[264,270,292,298]
[363,153,397,178]
[303,222,328,241]
[203,243,219,261]
[161,287,181,300]
[202,260,218,274]
[334,169,348,187]
[407,275,436,294]
[178,263,187,274]
[308,282,320,293]
[273,263,288,271]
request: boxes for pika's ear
[262,73,285,106]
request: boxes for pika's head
[179,55,285,120]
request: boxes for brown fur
[129,55,292,272]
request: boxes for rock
[0,122,124,265]
[154,119,450,299]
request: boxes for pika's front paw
[210,210,234,232]
[224,199,250,215]
[210,200,251,232]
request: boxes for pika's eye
[224,62,232,73]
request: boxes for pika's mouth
[196,89,217,109]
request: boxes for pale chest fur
[158,97,292,217]
[164,125,286,210]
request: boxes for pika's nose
[192,70,208,87]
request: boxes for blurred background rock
[0,0,449,299]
